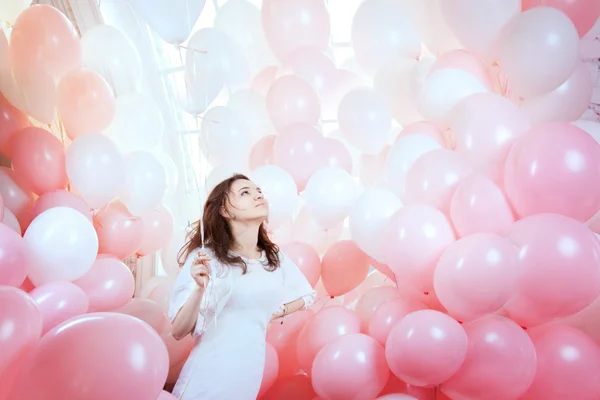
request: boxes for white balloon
[304,166,359,229]
[201,106,254,166]
[160,227,188,279]
[385,133,441,199]
[0,0,30,23]
[153,152,179,196]
[349,188,402,261]
[227,89,274,140]
[24,207,98,286]
[66,133,126,209]
[417,68,488,123]
[121,151,167,217]
[104,93,164,153]
[251,165,298,228]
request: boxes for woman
[168,174,316,399]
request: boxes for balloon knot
[329,296,334,299]
[423,292,429,295]
[521,326,528,330]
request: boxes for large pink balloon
[434,233,519,322]
[386,310,468,387]
[74,257,135,312]
[312,333,389,400]
[355,285,401,331]
[522,325,600,399]
[442,315,537,400]
[523,0,600,37]
[0,92,29,153]
[116,298,170,335]
[505,214,600,327]
[258,343,279,398]
[0,224,29,287]
[94,202,144,259]
[368,297,424,346]
[161,330,194,368]
[29,281,89,335]
[321,240,371,297]
[266,75,321,131]
[505,122,600,222]
[450,173,514,237]
[281,242,321,287]
[296,306,361,374]
[31,189,93,222]
[0,287,42,400]
[9,127,68,196]
[57,68,116,139]
[261,373,316,400]
[137,206,174,257]
[11,313,169,400]
[266,309,314,378]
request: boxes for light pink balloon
[383,205,456,294]
[434,233,519,322]
[0,195,3,224]
[0,92,29,153]
[369,258,396,281]
[368,298,424,346]
[450,92,531,184]
[505,214,600,327]
[147,281,174,314]
[312,333,389,400]
[117,298,170,335]
[386,310,468,387]
[296,306,361,374]
[266,75,321,131]
[359,145,390,187]
[0,287,42,400]
[442,315,537,400]
[285,47,337,94]
[450,173,514,237]
[429,50,494,91]
[321,240,371,297]
[249,135,275,170]
[377,395,419,400]
[57,68,116,140]
[9,127,68,196]
[281,242,321,287]
[157,390,177,400]
[396,122,446,148]
[521,325,600,400]
[0,167,34,221]
[251,65,279,96]
[32,190,93,222]
[378,374,436,400]
[258,343,279,398]
[93,202,144,260]
[355,285,401,332]
[522,0,600,37]
[10,313,169,400]
[0,224,29,287]
[29,281,89,335]
[74,257,135,312]
[504,122,600,222]
[405,149,473,212]
[137,206,174,257]
[323,138,353,174]
[161,330,194,367]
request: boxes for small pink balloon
[386,310,468,387]
[296,306,361,374]
[117,298,170,335]
[161,330,194,367]
[355,285,402,332]
[266,75,321,131]
[521,325,600,399]
[434,233,519,322]
[9,127,68,196]
[281,242,321,287]
[249,135,275,170]
[74,257,135,312]
[94,202,144,260]
[450,173,514,237]
[312,333,389,400]
[442,315,537,400]
[137,206,175,257]
[258,343,279,398]
[522,0,600,37]
[157,390,177,400]
[321,240,371,297]
[504,214,600,327]
[57,68,116,140]
[0,223,29,287]
[429,50,494,91]
[0,92,29,152]
[29,281,89,335]
[323,138,353,174]
[369,298,424,346]
[396,122,446,148]
[32,189,93,222]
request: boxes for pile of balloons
[1,0,600,399]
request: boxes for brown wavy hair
[177,174,280,274]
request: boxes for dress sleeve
[279,251,317,309]
[168,248,232,338]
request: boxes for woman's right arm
[171,284,205,340]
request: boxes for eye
[257,188,262,194]
[241,190,250,196]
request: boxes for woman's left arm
[271,252,317,322]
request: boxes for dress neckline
[228,250,267,264]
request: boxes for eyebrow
[237,186,261,193]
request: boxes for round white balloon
[121,151,167,217]
[251,165,298,228]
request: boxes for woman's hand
[191,251,211,288]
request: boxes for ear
[219,205,229,219]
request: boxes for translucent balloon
[251,165,298,229]
[201,106,254,166]
[121,151,167,217]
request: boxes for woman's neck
[230,220,262,259]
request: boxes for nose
[255,191,264,200]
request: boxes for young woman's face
[223,179,269,222]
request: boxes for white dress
[168,248,316,400]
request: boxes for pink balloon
[405,149,473,212]
[10,313,169,400]
[285,47,337,94]
[504,214,600,327]
[251,65,279,96]
[321,240,371,297]
[429,50,494,91]
[29,281,89,335]
[296,306,361,374]
[369,258,396,281]
[137,206,174,257]
[266,309,314,378]
[505,122,600,222]
[94,202,144,259]
[9,127,68,196]
[0,224,29,287]
[249,135,275,170]
[396,122,446,148]
[450,173,514,237]
[386,310,468,387]
[266,75,321,131]
[157,390,177,400]
[161,330,194,367]
[522,0,600,37]
[379,374,436,400]
[312,333,389,400]
[0,92,29,153]
[323,138,353,174]
[74,257,135,312]
[261,373,317,400]
[369,297,425,346]
[383,205,456,294]
[0,287,42,400]
[147,281,174,313]
[281,242,321,287]
[521,325,600,399]
[258,343,279,398]
[117,298,170,335]
[57,68,116,140]
[359,145,390,187]
[0,195,4,224]
[355,285,402,331]
[32,189,93,222]
[0,167,34,221]
[442,315,537,400]
[434,233,519,322]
